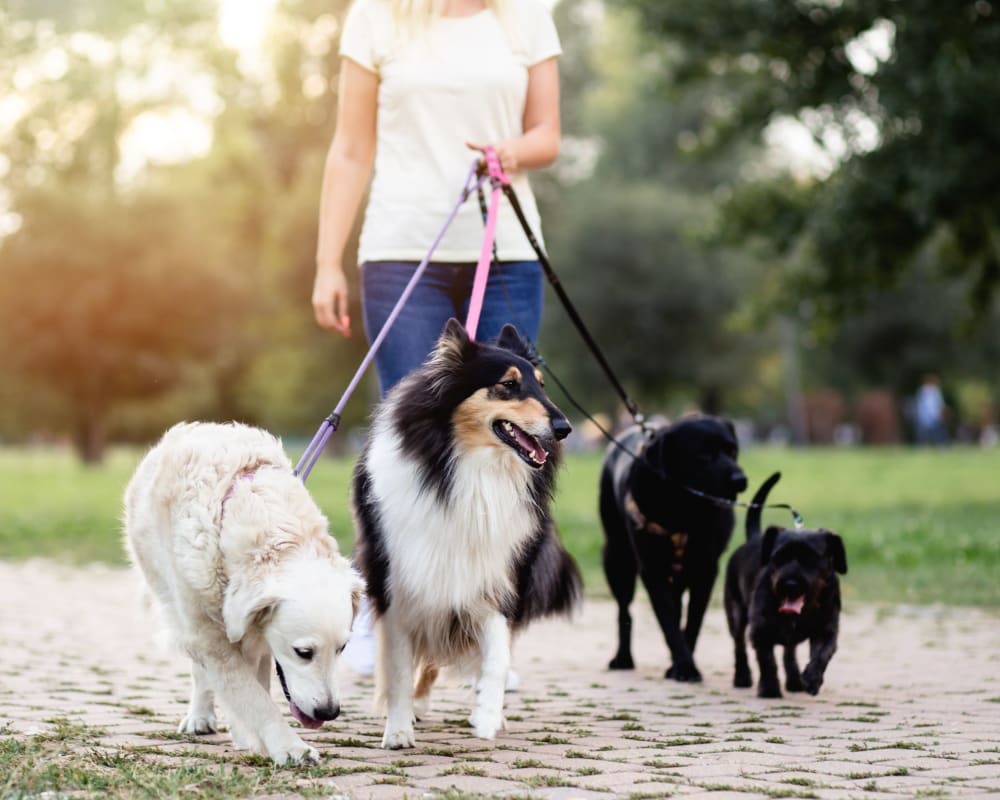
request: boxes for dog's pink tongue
[513,427,548,464]
[290,700,324,730]
[779,596,805,615]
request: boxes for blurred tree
[0,0,252,460]
[539,5,773,419]
[0,189,248,462]
[627,0,1000,320]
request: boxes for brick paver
[2,559,999,798]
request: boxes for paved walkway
[2,559,999,799]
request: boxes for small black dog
[724,472,848,697]
[600,415,748,681]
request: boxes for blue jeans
[361,260,543,397]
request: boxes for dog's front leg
[783,645,804,692]
[641,571,699,681]
[204,646,318,765]
[179,658,217,735]
[469,612,509,740]
[750,634,782,698]
[802,631,838,695]
[683,569,717,653]
[379,609,416,749]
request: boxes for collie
[352,319,582,749]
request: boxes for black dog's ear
[430,318,476,370]
[822,530,848,575]
[495,323,532,360]
[760,525,782,563]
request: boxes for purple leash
[295,160,486,481]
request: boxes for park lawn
[0,444,996,607]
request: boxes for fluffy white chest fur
[365,422,537,616]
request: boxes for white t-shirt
[340,0,561,263]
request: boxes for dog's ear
[760,525,782,563]
[822,530,848,575]
[495,323,532,360]
[429,317,475,371]
[222,575,279,643]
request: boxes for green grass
[1,444,998,606]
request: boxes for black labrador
[600,415,747,681]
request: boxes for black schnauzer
[600,415,747,681]
[724,472,848,697]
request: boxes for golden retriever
[124,422,364,764]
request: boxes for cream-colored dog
[124,421,364,765]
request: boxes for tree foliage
[627,0,1000,318]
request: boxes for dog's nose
[552,417,572,441]
[731,470,748,493]
[312,703,340,722]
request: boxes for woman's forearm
[315,144,373,273]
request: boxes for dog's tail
[746,471,781,541]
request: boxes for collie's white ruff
[365,412,544,748]
[124,421,363,764]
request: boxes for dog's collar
[219,466,262,523]
[624,490,689,577]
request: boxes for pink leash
[464,147,509,340]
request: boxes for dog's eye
[336,643,347,655]
[500,379,518,390]
[293,647,315,661]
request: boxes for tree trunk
[74,413,107,465]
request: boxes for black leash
[482,175,803,527]
[479,173,644,427]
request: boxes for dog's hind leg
[469,613,509,740]
[179,659,217,735]
[602,535,638,670]
[413,663,438,721]
[379,610,416,749]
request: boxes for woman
[312,0,561,394]
[312,0,562,680]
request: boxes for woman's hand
[312,265,352,337]
[465,140,519,174]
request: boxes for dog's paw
[413,694,430,721]
[785,673,805,693]
[665,662,702,682]
[271,739,319,766]
[733,668,753,689]
[382,725,416,750]
[469,706,506,740]
[801,666,824,696]
[178,712,217,735]
[608,653,635,670]
[757,680,782,699]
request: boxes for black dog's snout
[313,703,340,722]
[778,576,806,597]
[731,469,748,493]
[552,417,572,441]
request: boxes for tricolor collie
[352,319,582,749]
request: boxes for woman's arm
[467,56,561,174]
[313,58,378,336]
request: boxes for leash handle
[465,147,508,339]
[296,161,486,481]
